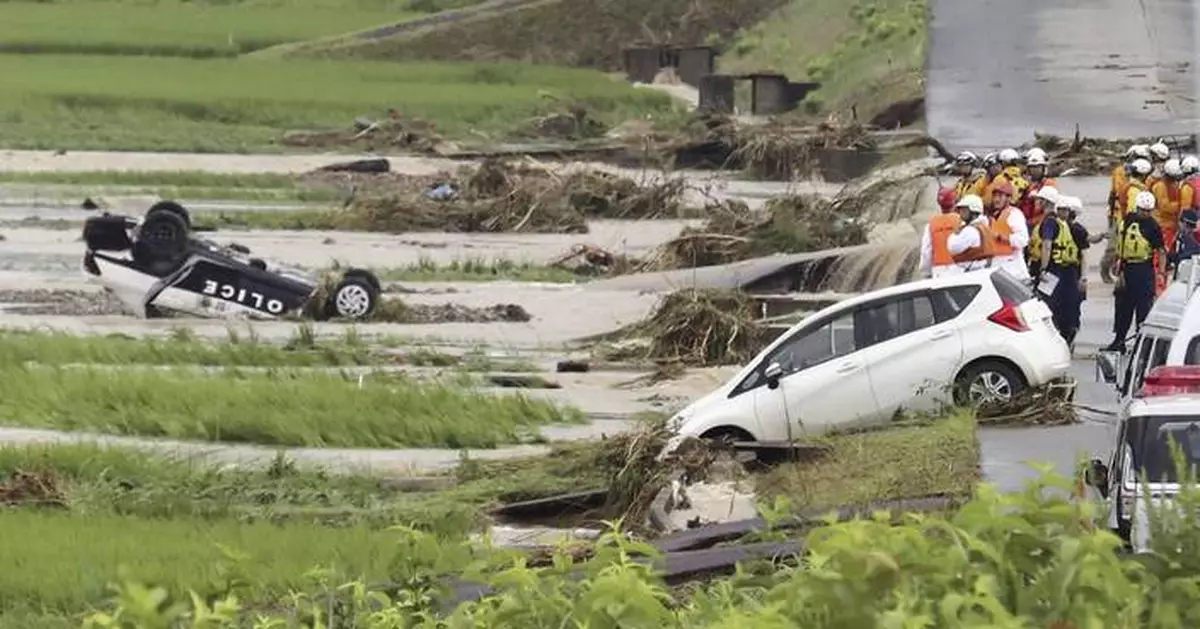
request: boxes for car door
[859,289,965,417]
[744,308,880,441]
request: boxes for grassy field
[0,363,579,448]
[0,169,342,202]
[720,0,927,122]
[2,1,423,57]
[0,55,671,151]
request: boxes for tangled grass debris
[1025,131,1198,176]
[634,289,767,367]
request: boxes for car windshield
[1134,415,1200,483]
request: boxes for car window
[734,311,858,395]
[1135,416,1200,483]
[855,293,938,348]
[990,271,1033,304]
[930,285,982,322]
[1130,337,1170,394]
[1186,335,1200,364]
[1122,337,1154,396]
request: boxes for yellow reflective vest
[1117,218,1155,263]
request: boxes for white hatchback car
[665,269,1072,445]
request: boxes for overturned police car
[81,201,381,321]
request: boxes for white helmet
[955,194,984,216]
[1150,141,1171,161]
[999,148,1021,165]
[1127,144,1151,160]
[1024,147,1048,165]
[1165,158,1184,178]
[1182,155,1199,174]
[1056,195,1083,212]
[1131,158,1153,176]
[1135,190,1157,211]
[954,151,979,166]
[1033,185,1060,204]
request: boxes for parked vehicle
[663,269,1073,450]
[81,201,381,321]
[1096,259,1200,403]
[1082,365,1200,552]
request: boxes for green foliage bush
[80,467,1200,628]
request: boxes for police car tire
[146,200,192,229]
[324,276,378,320]
[135,209,189,264]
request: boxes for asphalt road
[927,0,1197,153]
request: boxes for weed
[377,257,580,283]
[0,364,582,448]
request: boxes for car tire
[249,258,267,270]
[146,200,192,228]
[134,209,189,265]
[341,268,382,295]
[324,276,378,320]
[700,426,754,445]
[953,360,1027,406]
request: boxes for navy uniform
[1105,195,1164,352]
[1036,211,1082,345]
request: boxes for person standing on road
[1026,185,1061,277]
[1151,158,1186,295]
[997,148,1030,201]
[1061,196,1106,340]
[1103,147,1152,284]
[1020,148,1057,232]
[1148,141,1171,182]
[1034,200,1082,347]
[951,151,984,201]
[1170,208,1200,267]
[947,194,995,272]
[918,188,965,279]
[984,180,1029,280]
[1105,191,1166,353]
[979,153,1005,207]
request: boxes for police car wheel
[328,277,377,320]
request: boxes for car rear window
[931,285,982,322]
[1134,415,1200,482]
[990,271,1033,304]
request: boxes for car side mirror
[1095,350,1120,385]
[765,362,783,390]
[1085,458,1110,498]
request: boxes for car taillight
[1136,366,1200,397]
[987,299,1029,332]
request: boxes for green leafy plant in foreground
[80,466,1200,628]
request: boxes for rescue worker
[946,194,994,272]
[1105,190,1166,353]
[1025,185,1061,277]
[1102,148,1137,283]
[951,151,984,201]
[1148,140,1171,180]
[1172,208,1200,266]
[979,153,1005,207]
[1151,157,1186,294]
[996,148,1030,201]
[918,188,964,278]
[1060,196,1106,338]
[985,179,1030,280]
[1020,148,1058,233]
[1102,156,1155,284]
[1034,198,1082,346]
[1182,154,1200,214]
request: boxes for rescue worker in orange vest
[1182,155,1200,212]
[1026,185,1060,277]
[1034,199,1083,347]
[1148,140,1171,182]
[996,148,1030,202]
[946,194,994,272]
[951,151,984,201]
[1105,191,1166,353]
[1150,157,1186,295]
[918,187,965,278]
[1102,145,1148,283]
[985,179,1030,280]
[978,153,1004,207]
[1020,148,1057,232]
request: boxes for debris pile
[280,111,442,152]
[1023,131,1198,176]
[0,470,68,508]
[332,158,692,234]
[976,381,1079,426]
[519,101,608,140]
[639,289,767,367]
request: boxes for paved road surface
[927,0,1197,153]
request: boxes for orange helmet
[937,187,956,211]
[991,180,1016,198]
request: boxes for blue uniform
[1039,218,1081,341]
[1110,215,1164,350]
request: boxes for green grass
[757,412,979,510]
[0,55,673,152]
[378,257,579,283]
[0,363,581,448]
[720,0,927,121]
[1,2,424,58]
[0,170,343,202]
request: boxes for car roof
[1127,395,1200,417]
[816,269,993,312]
[1142,281,1193,334]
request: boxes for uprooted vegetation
[639,289,767,367]
[201,159,696,234]
[1026,131,1199,176]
